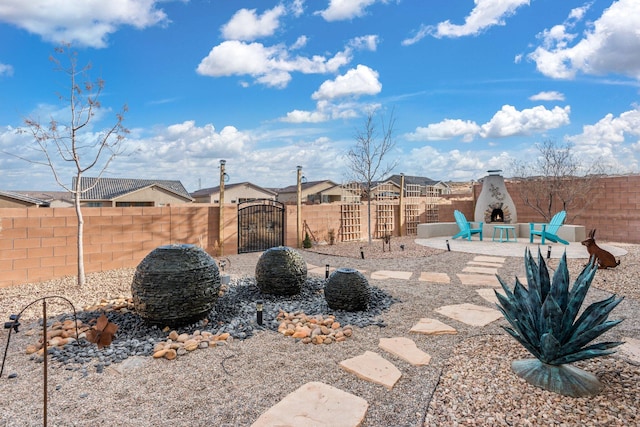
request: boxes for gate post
[297,165,303,248]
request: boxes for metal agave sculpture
[495,248,624,397]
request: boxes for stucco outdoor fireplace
[474,170,517,224]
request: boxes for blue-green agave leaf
[502,326,542,359]
[559,261,598,344]
[540,294,563,340]
[540,332,561,363]
[569,295,624,342]
[495,292,539,348]
[550,252,570,312]
[551,341,625,365]
[567,319,624,353]
[536,249,551,304]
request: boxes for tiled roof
[191,182,277,197]
[0,190,50,206]
[72,177,192,201]
[387,174,438,187]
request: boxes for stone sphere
[131,244,220,326]
[324,268,370,311]
[255,246,307,296]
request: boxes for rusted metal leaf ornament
[86,314,118,349]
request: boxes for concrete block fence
[1,174,639,288]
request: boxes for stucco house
[191,182,277,204]
[73,177,193,207]
[276,180,346,204]
[0,190,50,208]
[387,174,451,196]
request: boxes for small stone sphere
[324,268,370,311]
[255,246,307,296]
[131,244,220,327]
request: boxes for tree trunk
[74,176,85,287]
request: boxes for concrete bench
[417,222,586,243]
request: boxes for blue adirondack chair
[452,210,483,241]
[529,210,569,245]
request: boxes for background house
[276,180,344,204]
[191,182,277,204]
[0,190,50,208]
[387,174,451,196]
[9,190,74,207]
[74,177,193,207]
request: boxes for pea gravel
[0,237,638,426]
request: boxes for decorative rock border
[276,310,353,345]
[152,329,232,360]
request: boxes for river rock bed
[26,276,397,371]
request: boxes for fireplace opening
[491,208,505,222]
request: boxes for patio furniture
[492,225,517,242]
[452,210,483,241]
[529,211,569,245]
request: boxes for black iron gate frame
[237,199,285,254]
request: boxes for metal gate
[237,199,285,253]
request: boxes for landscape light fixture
[325,264,330,279]
[360,247,365,259]
[446,240,451,251]
[400,244,405,251]
[256,300,263,326]
[547,245,552,260]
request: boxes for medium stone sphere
[255,246,307,296]
[131,244,220,326]
[324,268,370,311]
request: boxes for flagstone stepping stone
[456,273,500,287]
[475,288,506,304]
[339,351,402,390]
[462,266,499,275]
[379,337,431,366]
[619,337,640,364]
[436,303,503,327]
[418,272,450,283]
[474,255,506,263]
[251,381,368,427]
[370,270,412,280]
[467,261,503,268]
[409,318,457,335]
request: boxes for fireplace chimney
[474,170,517,224]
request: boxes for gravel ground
[0,236,638,426]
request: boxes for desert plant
[327,229,336,245]
[303,232,312,248]
[495,248,624,397]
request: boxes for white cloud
[282,110,328,123]
[0,63,14,77]
[312,65,381,100]
[405,119,480,142]
[529,91,565,101]
[220,6,286,41]
[568,107,640,147]
[290,0,305,18]
[529,0,640,80]
[318,0,377,22]
[196,33,376,88]
[430,0,530,38]
[0,0,168,48]
[196,40,350,88]
[401,24,429,46]
[480,104,570,138]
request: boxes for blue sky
[1,0,639,192]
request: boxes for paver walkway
[251,246,638,426]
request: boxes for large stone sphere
[255,246,307,296]
[131,244,220,326]
[324,268,370,311]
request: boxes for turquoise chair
[529,211,569,245]
[452,210,483,241]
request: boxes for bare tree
[509,139,605,222]
[18,45,128,286]
[346,109,398,243]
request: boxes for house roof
[73,177,193,201]
[11,190,73,205]
[387,174,439,187]
[191,182,277,198]
[277,180,339,194]
[0,190,50,206]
